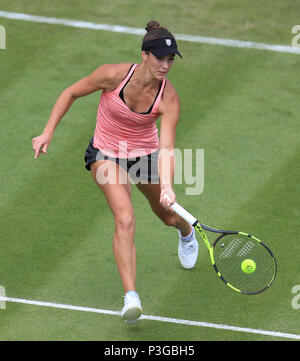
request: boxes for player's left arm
[158,80,180,207]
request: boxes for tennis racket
[166,197,277,295]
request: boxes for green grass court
[0,0,299,341]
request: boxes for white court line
[0,10,300,54]
[1,296,300,340]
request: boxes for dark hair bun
[145,21,162,32]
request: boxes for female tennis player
[32,21,198,324]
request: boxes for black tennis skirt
[84,137,159,184]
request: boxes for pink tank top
[93,64,166,158]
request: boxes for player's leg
[136,182,198,269]
[136,182,191,234]
[91,159,136,293]
[91,159,142,323]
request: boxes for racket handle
[163,195,198,226]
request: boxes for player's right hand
[32,132,52,159]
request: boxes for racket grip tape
[162,195,198,226]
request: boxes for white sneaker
[178,229,198,269]
[121,291,142,324]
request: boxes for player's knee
[162,215,177,228]
[115,212,135,231]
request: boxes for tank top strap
[152,78,166,113]
[114,63,138,93]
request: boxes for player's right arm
[32,63,131,159]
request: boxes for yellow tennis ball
[241,259,256,274]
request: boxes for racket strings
[213,234,276,293]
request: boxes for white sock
[179,228,194,242]
[126,290,139,298]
